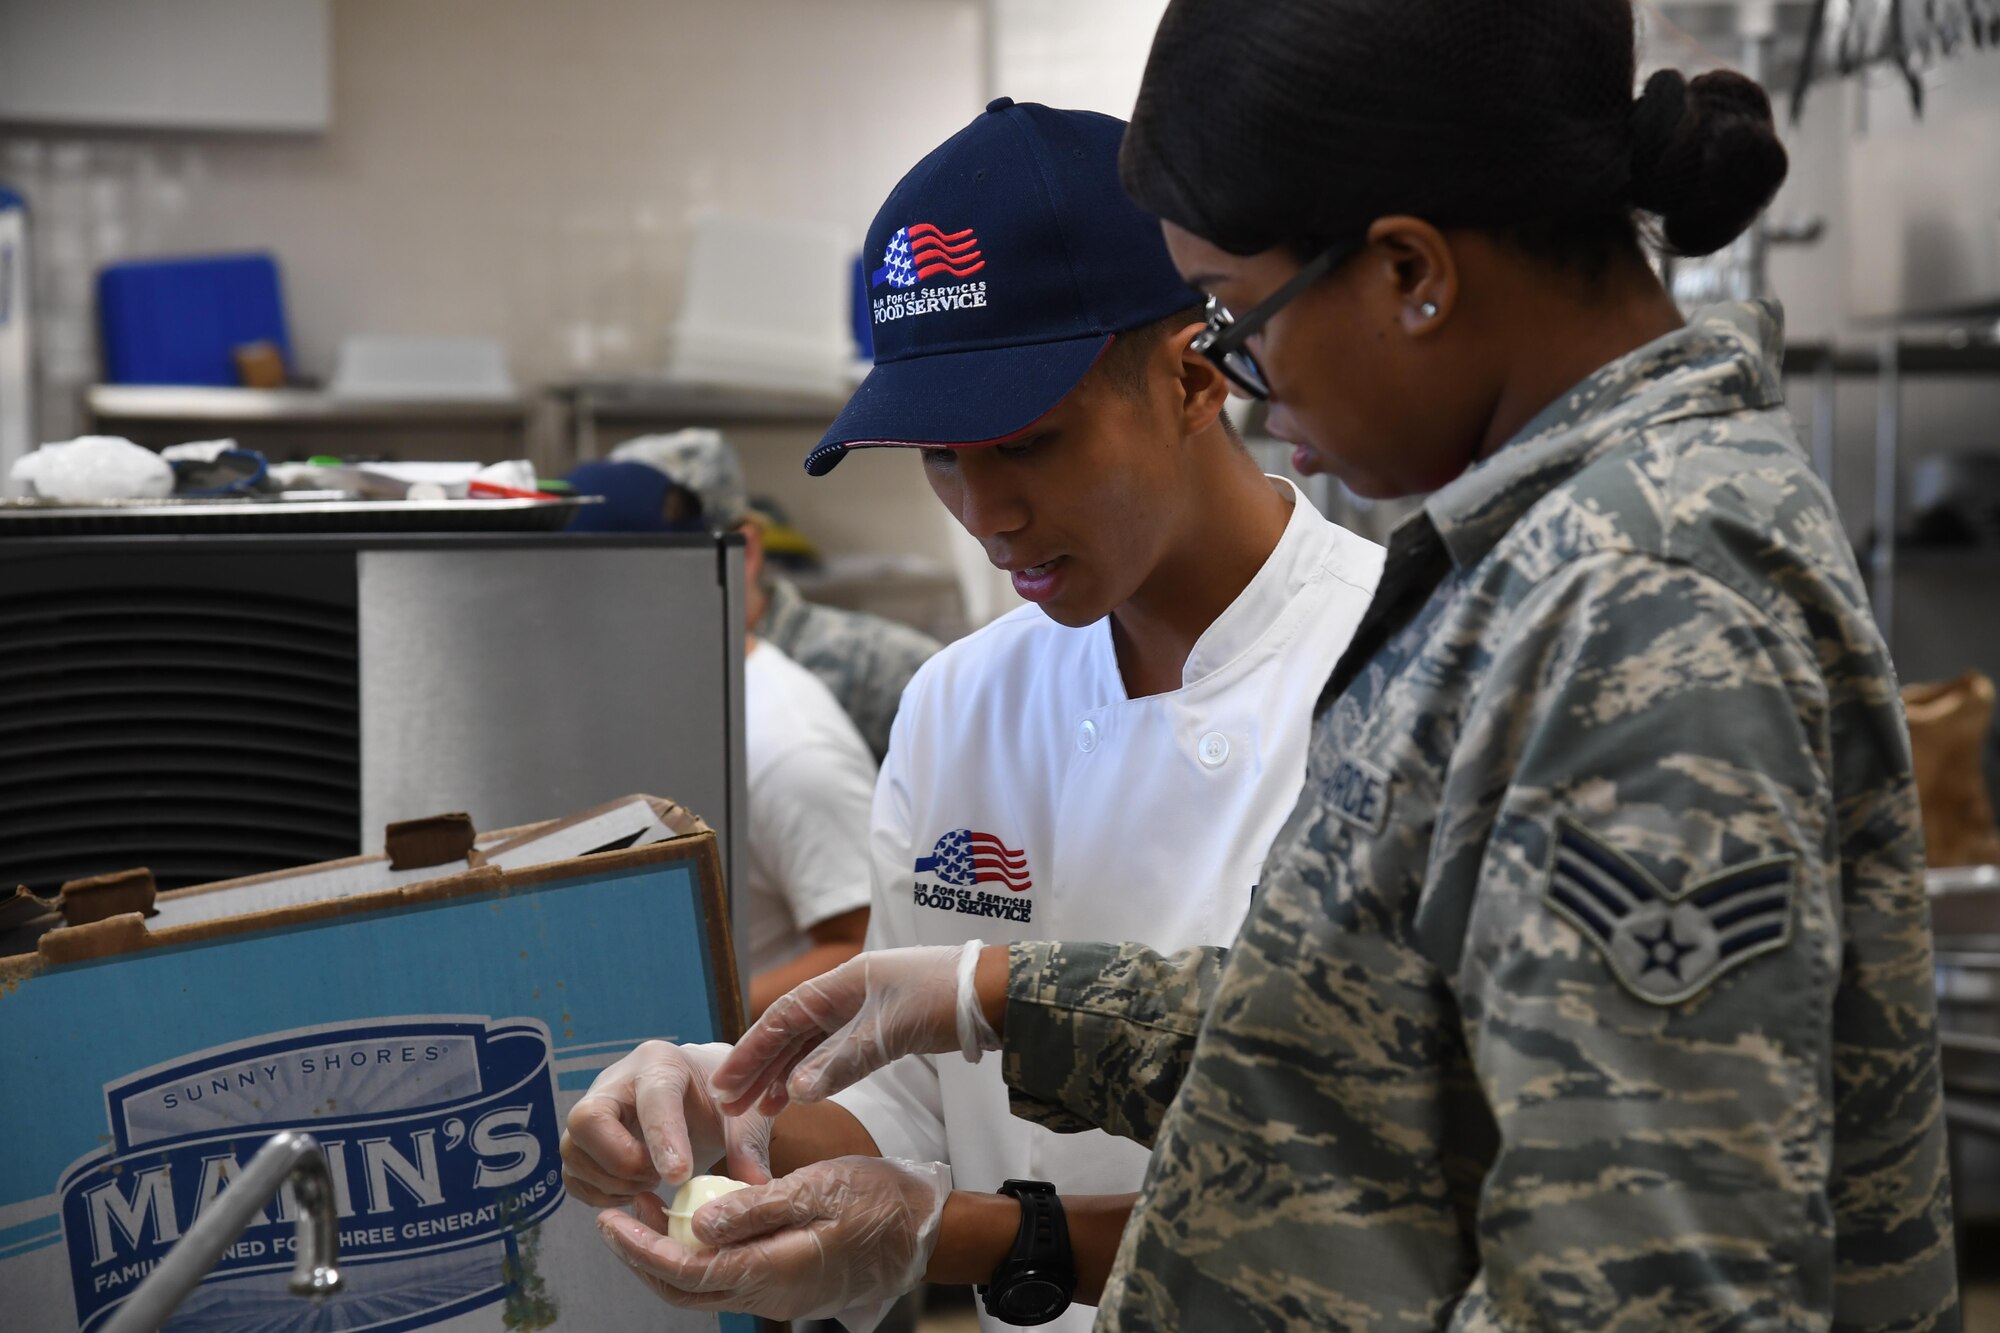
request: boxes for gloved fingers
[558,1144,653,1208]
[714,948,972,1113]
[785,1013,889,1104]
[562,1093,657,1190]
[632,1190,673,1233]
[599,1206,823,1294]
[722,1118,774,1187]
[689,1173,824,1247]
[602,1209,847,1320]
[610,1217,751,1316]
[712,965,863,1112]
[754,1077,798,1119]
[712,1003,836,1116]
[600,1157,948,1323]
[784,946,977,1101]
[722,1033,827,1118]
[598,1208,729,1289]
[631,1058,703,1186]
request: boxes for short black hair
[1121,0,1788,276]
[1097,304,1206,398]
[1094,304,1242,443]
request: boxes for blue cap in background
[805,98,1201,476]
[564,460,704,533]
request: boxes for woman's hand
[712,942,999,1116]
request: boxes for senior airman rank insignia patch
[1542,817,1796,1005]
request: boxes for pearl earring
[1419,301,1439,319]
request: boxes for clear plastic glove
[596,1156,952,1321]
[561,1041,773,1206]
[712,942,998,1116]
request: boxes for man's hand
[595,1156,952,1321]
[561,1041,773,1206]
[713,943,999,1116]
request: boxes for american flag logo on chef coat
[916,829,1031,892]
[871,223,984,290]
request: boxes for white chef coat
[743,639,878,975]
[831,478,1383,1333]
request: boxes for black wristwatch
[978,1178,1077,1326]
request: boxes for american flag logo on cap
[915,829,1031,892]
[872,223,984,291]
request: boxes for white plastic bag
[11,436,174,501]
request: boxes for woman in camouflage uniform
[711,1,1962,1327]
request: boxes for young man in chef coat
[563,99,1384,1331]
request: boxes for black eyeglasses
[1190,240,1356,400]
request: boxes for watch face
[997,1275,1070,1323]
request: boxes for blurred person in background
[757,544,945,767]
[568,446,877,1017]
[606,429,942,764]
[619,429,947,765]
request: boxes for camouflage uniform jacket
[1001,303,1959,1330]
[760,575,942,764]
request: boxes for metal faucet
[103,1130,342,1333]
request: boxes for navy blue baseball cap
[564,460,703,533]
[805,98,1202,476]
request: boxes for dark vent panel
[0,552,360,895]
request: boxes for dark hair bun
[1629,69,1790,256]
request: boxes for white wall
[988,0,1168,114]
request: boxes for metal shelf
[87,385,529,424]
[1895,547,2000,571]
[1787,341,2000,378]
[546,378,851,459]
[1780,337,2000,639]
[1948,1095,2000,1141]
[1932,864,2000,896]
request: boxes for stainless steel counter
[83,385,536,465]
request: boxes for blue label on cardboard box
[57,1015,564,1332]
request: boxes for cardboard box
[0,797,756,1332]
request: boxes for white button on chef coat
[832,478,1382,1333]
